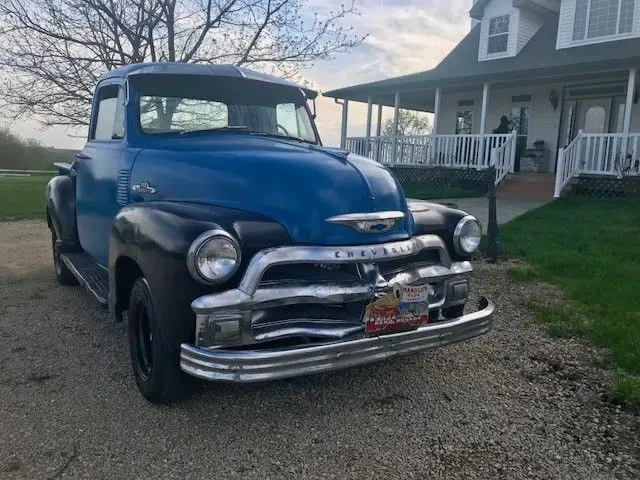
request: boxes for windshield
[134,75,317,143]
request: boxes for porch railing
[345,132,517,183]
[431,134,512,169]
[345,135,430,164]
[491,133,517,185]
[554,131,640,198]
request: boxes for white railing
[554,131,640,198]
[345,132,517,184]
[345,135,431,164]
[490,132,517,185]
[430,134,512,169]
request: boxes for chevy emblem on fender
[325,211,405,234]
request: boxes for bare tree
[382,110,432,137]
[0,0,365,127]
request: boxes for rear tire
[51,231,78,286]
[128,277,193,403]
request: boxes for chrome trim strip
[237,234,451,296]
[325,211,405,234]
[191,261,472,314]
[325,211,405,222]
[180,298,494,382]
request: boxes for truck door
[75,81,130,266]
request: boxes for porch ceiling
[324,15,640,106]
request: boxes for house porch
[332,68,640,197]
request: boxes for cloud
[307,0,472,146]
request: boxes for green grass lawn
[0,175,52,220]
[501,197,640,410]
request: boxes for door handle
[75,152,92,160]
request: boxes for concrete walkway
[414,197,549,230]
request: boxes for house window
[573,0,635,41]
[487,15,510,54]
[456,110,474,134]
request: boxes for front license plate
[364,284,432,334]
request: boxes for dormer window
[487,15,510,54]
[573,0,635,41]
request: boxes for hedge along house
[324,0,640,198]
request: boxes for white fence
[345,132,517,184]
[554,131,640,197]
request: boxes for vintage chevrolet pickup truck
[46,62,494,403]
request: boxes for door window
[455,110,473,134]
[91,85,125,140]
[584,105,606,132]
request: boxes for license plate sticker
[364,284,433,334]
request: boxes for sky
[9,0,472,150]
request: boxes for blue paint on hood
[129,134,413,245]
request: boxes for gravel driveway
[1,221,638,479]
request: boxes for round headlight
[187,230,241,284]
[453,215,482,255]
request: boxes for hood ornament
[326,211,405,234]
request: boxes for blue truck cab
[46,63,494,403]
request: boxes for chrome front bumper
[180,297,494,382]
[181,234,494,381]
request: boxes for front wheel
[51,231,78,286]
[128,278,193,403]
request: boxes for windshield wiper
[178,126,249,135]
[249,132,317,145]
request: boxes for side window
[91,85,125,140]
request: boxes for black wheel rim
[134,300,153,380]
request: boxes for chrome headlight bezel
[453,215,482,255]
[187,229,241,285]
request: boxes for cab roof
[100,62,317,99]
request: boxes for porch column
[375,104,383,162]
[623,68,636,134]
[340,99,349,148]
[479,82,490,166]
[392,92,400,163]
[365,96,373,139]
[393,92,400,135]
[430,87,441,162]
[479,82,490,135]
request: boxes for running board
[60,252,109,306]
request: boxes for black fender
[410,202,473,262]
[108,201,291,347]
[45,174,80,251]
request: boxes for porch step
[497,173,555,201]
[60,252,109,306]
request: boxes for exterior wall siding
[478,0,519,61]
[557,0,640,49]
[516,8,543,52]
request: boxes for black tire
[442,304,465,319]
[51,231,78,285]
[128,277,193,403]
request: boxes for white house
[324,0,640,197]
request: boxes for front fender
[108,201,290,346]
[45,175,80,251]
